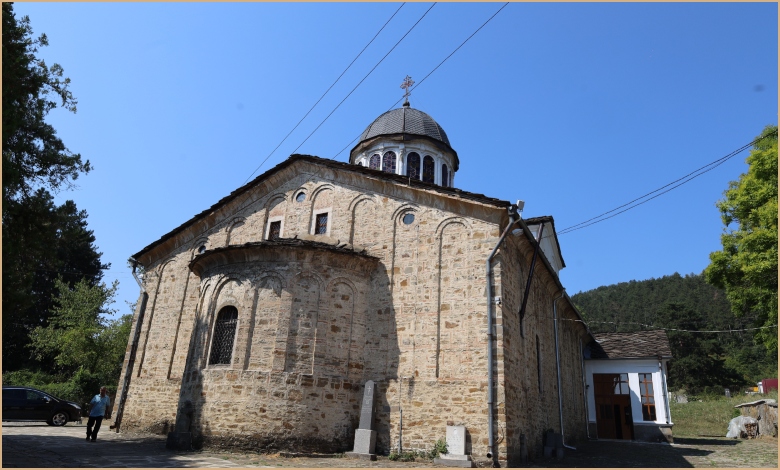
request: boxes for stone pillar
[346,380,377,460]
[434,425,475,467]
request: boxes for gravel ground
[190,435,778,468]
[3,422,777,468]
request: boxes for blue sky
[14,2,778,318]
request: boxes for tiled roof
[588,330,672,359]
[358,106,451,147]
[131,154,511,260]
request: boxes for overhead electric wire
[167,4,438,252]
[332,2,510,160]
[557,130,778,236]
[289,3,438,156]
[242,3,407,184]
[559,318,777,334]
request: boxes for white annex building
[584,330,674,443]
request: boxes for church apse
[164,240,400,452]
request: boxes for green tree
[573,272,773,386]
[2,190,107,370]
[656,303,742,394]
[2,3,107,371]
[29,278,129,386]
[2,2,89,204]
[705,125,778,355]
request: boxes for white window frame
[310,208,332,236]
[265,215,284,240]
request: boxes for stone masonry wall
[113,161,586,464]
[497,231,589,465]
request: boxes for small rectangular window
[315,213,328,235]
[612,373,630,395]
[268,221,281,240]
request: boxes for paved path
[2,422,252,468]
[3,422,777,467]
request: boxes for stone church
[110,95,592,466]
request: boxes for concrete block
[352,428,376,455]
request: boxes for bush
[388,450,418,462]
[388,439,448,462]
[429,438,448,459]
[2,366,107,414]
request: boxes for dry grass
[670,391,778,438]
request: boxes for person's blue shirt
[89,394,111,417]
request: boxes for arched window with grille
[382,151,396,173]
[369,154,380,170]
[406,152,420,180]
[422,155,435,183]
[441,164,449,187]
[209,306,238,365]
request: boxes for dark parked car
[2,386,81,426]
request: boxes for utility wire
[557,130,778,236]
[332,2,510,160]
[289,3,438,156]
[560,318,777,334]
[147,5,440,258]
[242,3,407,184]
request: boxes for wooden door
[594,373,634,440]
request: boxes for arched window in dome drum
[369,154,380,170]
[382,151,396,173]
[422,155,435,183]
[406,152,420,180]
[442,164,449,188]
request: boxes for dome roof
[357,105,452,147]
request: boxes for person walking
[86,387,111,442]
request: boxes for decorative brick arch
[392,202,420,223]
[285,271,324,374]
[309,183,336,203]
[324,277,358,377]
[348,194,379,245]
[190,237,210,259]
[434,217,472,379]
[434,216,473,240]
[225,218,246,246]
[202,276,245,368]
[135,257,176,377]
[243,272,286,371]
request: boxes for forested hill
[571,273,736,333]
[571,273,775,393]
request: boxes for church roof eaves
[524,215,566,269]
[131,154,511,261]
[188,238,379,276]
[587,330,673,360]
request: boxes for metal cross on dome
[400,75,414,105]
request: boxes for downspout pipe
[553,290,576,450]
[514,217,596,341]
[112,258,148,432]
[486,205,520,465]
[511,216,593,448]
[580,338,591,439]
[517,224,544,330]
[660,359,671,425]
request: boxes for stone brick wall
[113,160,588,465]
[496,229,589,465]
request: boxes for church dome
[357,104,452,147]
[350,102,459,177]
